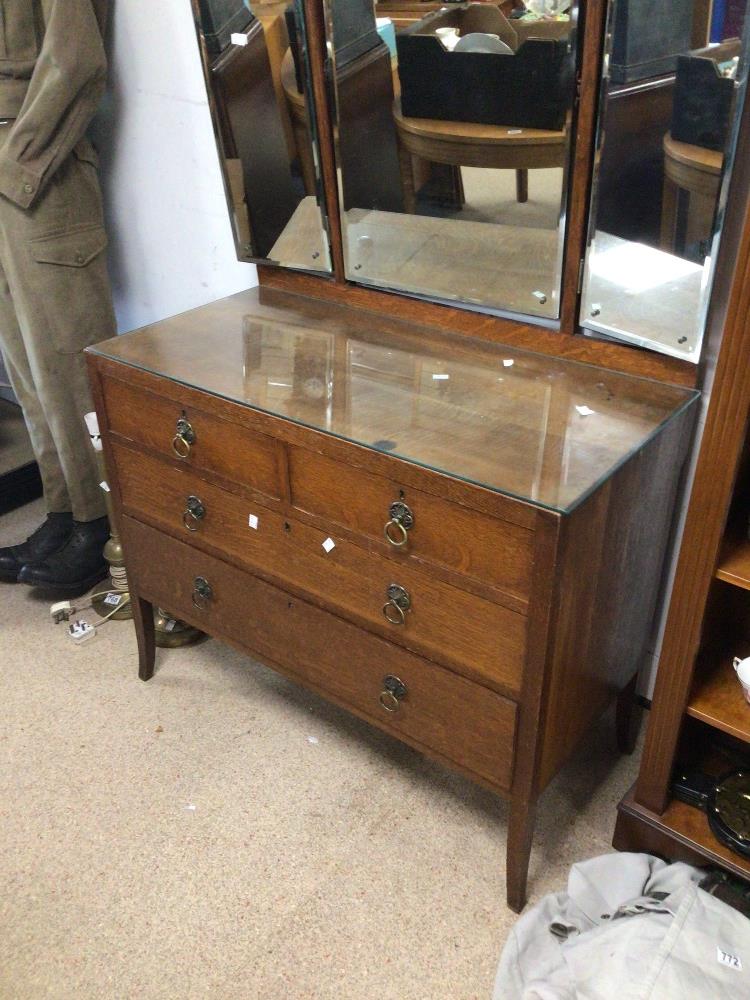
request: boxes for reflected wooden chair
[660,132,723,255]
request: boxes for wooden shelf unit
[716,537,750,590]
[612,70,750,876]
[687,653,750,743]
[616,783,750,882]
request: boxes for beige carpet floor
[0,498,641,1000]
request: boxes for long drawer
[101,375,282,501]
[288,447,534,605]
[113,442,526,695]
[121,516,518,790]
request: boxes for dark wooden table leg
[516,168,529,204]
[506,793,537,913]
[397,141,417,214]
[616,672,642,755]
[132,593,156,681]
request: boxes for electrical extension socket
[67,620,96,645]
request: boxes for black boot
[18,516,110,594]
[0,513,74,583]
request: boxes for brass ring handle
[172,433,191,459]
[379,675,407,713]
[182,496,206,532]
[191,576,212,611]
[383,599,406,625]
[379,689,401,712]
[384,518,409,547]
[183,509,200,531]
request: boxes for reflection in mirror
[581,0,749,361]
[324,1,578,319]
[192,0,331,272]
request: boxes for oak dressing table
[90,0,750,910]
[87,287,697,911]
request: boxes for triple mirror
[193,0,750,366]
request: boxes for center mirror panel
[323,1,578,320]
[192,0,332,273]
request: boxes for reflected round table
[660,132,723,254]
[392,98,568,211]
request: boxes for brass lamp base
[154,608,206,648]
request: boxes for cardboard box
[609,0,693,84]
[671,39,741,152]
[396,4,574,130]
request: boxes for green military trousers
[0,126,116,522]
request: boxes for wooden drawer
[288,447,534,605]
[113,442,526,695]
[121,516,518,790]
[101,375,281,500]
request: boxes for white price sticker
[231,32,249,46]
[248,514,259,530]
[717,947,742,971]
[103,593,121,607]
[322,537,335,553]
[99,481,110,493]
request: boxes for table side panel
[538,404,696,789]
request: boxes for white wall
[92,0,256,334]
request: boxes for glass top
[90,287,699,514]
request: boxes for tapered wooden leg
[516,169,528,204]
[131,593,156,681]
[507,793,537,913]
[616,672,642,755]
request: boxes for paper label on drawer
[322,537,335,553]
[231,32,249,46]
[248,514,259,530]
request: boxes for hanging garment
[0,0,115,521]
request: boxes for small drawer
[114,443,526,695]
[288,447,534,604]
[121,516,518,790]
[101,375,281,500]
